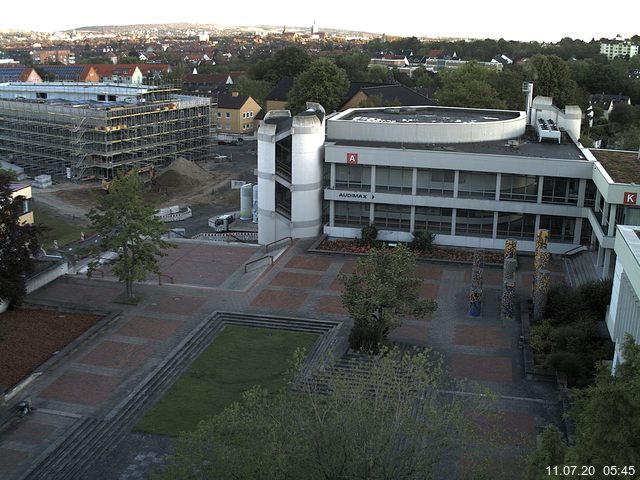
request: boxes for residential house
[38,65,99,82]
[339,83,436,111]
[9,183,33,225]
[181,73,233,99]
[33,49,74,65]
[91,64,144,84]
[215,92,261,135]
[265,77,294,111]
[0,66,42,83]
[590,93,631,119]
[600,37,639,61]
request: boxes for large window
[542,177,579,205]
[455,209,494,237]
[584,180,597,208]
[373,203,411,231]
[275,136,292,181]
[334,201,370,227]
[414,206,452,234]
[500,174,538,202]
[457,171,497,199]
[496,212,536,239]
[375,166,413,193]
[539,215,575,243]
[335,165,371,191]
[416,169,454,197]
[275,182,291,219]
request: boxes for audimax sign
[338,192,374,199]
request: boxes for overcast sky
[1,0,638,42]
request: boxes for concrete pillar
[602,201,610,227]
[533,269,550,319]
[451,209,457,236]
[330,162,336,188]
[495,173,502,201]
[608,204,618,236]
[537,175,544,203]
[492,212,498,239]
[577,178,586,208]
[596,244,604,268]
[410,205,416,233]
[573,218,583,245]
[370,165,376,193]
[411,167,417,196]
[329,200,335,227]
[603,249,612,279]
[453,170,460,198]
[502,280,516,320]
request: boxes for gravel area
[0,309,103,390]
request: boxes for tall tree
[287,58,349,114]
[525,55,579,107]
[340,245,437,352]
[88,171,172,299]
[156,347,495,480]
[0,172,42,307]
[251,46,311,84]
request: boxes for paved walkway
[0,240,564,479]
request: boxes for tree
[156,347,495,480]
[525,55,579,107]
[287,58,349,114]
[528,335,640,474]
[251,46,311,84]
[435,63,508,109]
[88,171,172,299]
[340,245,437,352]
[568,334,640,469]
[233,76,272,107]
[0,172,42,307]
[335,52,370,81]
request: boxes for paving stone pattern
[3,242,565,480]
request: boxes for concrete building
[600,38,639,60]
[607,225,640,370]
[0,82,210,180]
[257,97,640,280]
[257,104,325,245]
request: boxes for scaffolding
[0,87,211,179]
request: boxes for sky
[1,0,638,42]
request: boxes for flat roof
[331,128,587,161]
[590,149,640,184]
[339,106,520,124]
[0,82,159,95]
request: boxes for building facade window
[225,112,230,119]
[542,177,579,205]
[373,203,411,231]
[334,201,370,227]
[335,164,371,190]
[457,171,497,199]
[500,174,538,202]
[539,215,575,243]
[414,206,452,234]
[375,166,413,193]
[275,182,291,219]
[455,209,494,237]
[275,136,292,181]
[496,212,536,239]
[416,169,454,197]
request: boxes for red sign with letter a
[624,192,637,205]
[346,153,358,165]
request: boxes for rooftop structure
[0,82,210,179]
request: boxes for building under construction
[0,82,211,179]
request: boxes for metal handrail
[264,236,292,253]
[561,244,587,257]
[244,255,273,273]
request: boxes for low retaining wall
[26,260,68,295]
[155,206,192,223]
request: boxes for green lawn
[33,205,93,249]
[135,326,317,437]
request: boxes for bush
[577,278,612,319]
[410,230,435,253]
[348,318,386,353]
[360,224,378,248]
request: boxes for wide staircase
[21,312,345,480]
[563,250,598,288]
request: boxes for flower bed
[317,239,503,264]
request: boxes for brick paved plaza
[0,239,564,479]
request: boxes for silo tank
[240,183,252,220]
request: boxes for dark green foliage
[359,223,378,248]
[529,336,640,475]
[410,230,435,254]
[527,425,567,479]
[530,281,614,387]
[525,55,580,107]
[0,173,43,307]
[155,347,493,480]
[251,46,311,84]
[340,246,437,352]
[287,58,349,114]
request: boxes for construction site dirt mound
[155,157,214,189]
